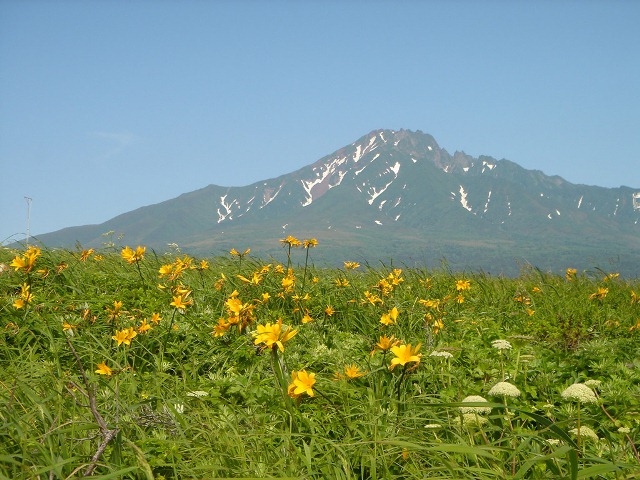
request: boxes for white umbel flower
[569,426,599,441]
[429,350,453,358]
[462,413,488,427]
[491,339,512,350]
[459,395,492,414]
[561,383,598,404]
[488,381,521,398]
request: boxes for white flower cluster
[459,395,492,414]
[429,350,453,359]
[462,413,488,427]
[584,379,602,389]
[491,339,512,350]
[561,383,598,404]
[569,426,599,441]
[488,381,521,398]
[186,390,209,397]
[424,423,442,429]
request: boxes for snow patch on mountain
[301,155,348,206]
[459,185,472,212]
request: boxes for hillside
[33,129,640,275]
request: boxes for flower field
[1,238,640,479]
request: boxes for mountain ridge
[31,129,640,276]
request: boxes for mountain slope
[34,129,640,275]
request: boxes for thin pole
[24,196,32,245]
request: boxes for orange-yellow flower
[456,279,471,291]
[106,300,124,320]
[213,318,230,337]
[280,236,301,248]
[343,364,366,379]
[112,327,137,346]
[95,362,113,376]
[288,370,316,398]
[10,246,41,273]
[343,261,360,270]
[253,319,298,352]
[121,245,146,264]
[13,283,34,309]
[380,306,399,326]
[237,272,263,285]
[371,334,400,356]
[303,238,318,248]
[566,268,577,281]
[389,343,422,370]
[62,321,77,331]
[170,291,192,309]
[589,287,609,301]
[138,319,152,333]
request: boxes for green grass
[1,240,639,479]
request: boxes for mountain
[34,129,640,276]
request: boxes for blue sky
[1,0,639,244]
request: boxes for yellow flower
[10,246,41,273]
[253,319,298,352]
[62,321,76,331]
[389,343,422,370]
[343,261,360,270]
[589,287,609,301]
[631,291,639,305]
[230,247,251,257]
[150,313,162,324]
[16,283,34,304]
[280,236,301,248]
[514,294,531,305]
[213,318,230,337]
[371,334,400,356]
[95,362,113,376]
[419,298,441,310]
[79,248,94,261]
[343,364,366,379]
[170,291,192,309]
[106,300,124,320]
[432,318,444,334]
[303,238,318,248]
[566,268,577,281]
[121,245,146,264]
[324,306,335,316]
[301,312,314,324]
[380,306,399,326]
[288,370,316,398]
[13,298,27,309]
[112,327,136,346]
[334,278,350,287]
[363,290,383,305]
[237,272,263,285]
[138,319,152,333]
[456,279,471,291]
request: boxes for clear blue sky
[2,0,639,245]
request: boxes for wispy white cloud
[88,131,138,161]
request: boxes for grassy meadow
[1,237,640,479]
